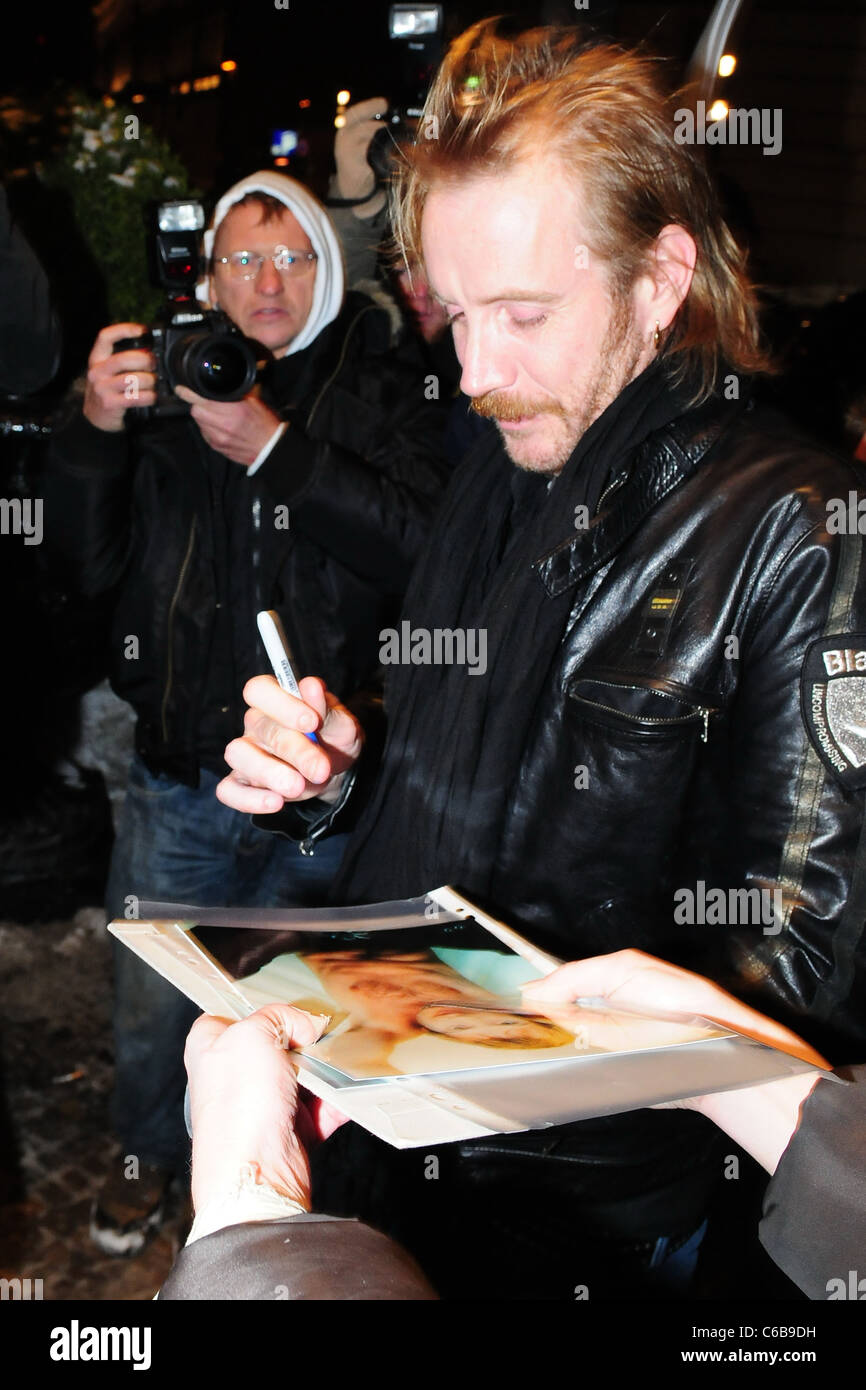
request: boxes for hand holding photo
[239,934,730,1081]
[108,888,827,1148]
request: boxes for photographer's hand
[174,385,282,466]
[83,322,157,432]
[335,96,389,218]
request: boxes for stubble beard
[472,299,649,476]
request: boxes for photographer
[41,169,449,1256]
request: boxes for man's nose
[255,257,283,293]
[457,320,513,400]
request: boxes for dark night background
[1,0,863,278]
[0,1,863,725]
[0,0,863,403]
[0,0,863,1311]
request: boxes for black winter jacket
[334,391,866,1055]
[307,389,866,1264]
[43,292,449,783]
[495,400,866,1053]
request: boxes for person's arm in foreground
[524,951,864,1299]
[158,1002,436,1300]
[524,950,826,1174]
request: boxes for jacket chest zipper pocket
[569,680,714,742]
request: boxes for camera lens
[171,332,257,401]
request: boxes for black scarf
[335,359,704,905]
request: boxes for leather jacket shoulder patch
[802,636,866,788]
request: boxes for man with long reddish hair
[218,23,866,1298]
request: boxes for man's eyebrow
[430,289,562,307]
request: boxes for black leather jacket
[42,293,449,784]
[486,397,866,1054]
[326,392,866,1055]
[307,391,866,1260]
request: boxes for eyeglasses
[213,248,318,280]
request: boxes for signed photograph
[238,923,728,1080]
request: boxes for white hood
[199,170,345,355]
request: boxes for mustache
[469,391,565,421]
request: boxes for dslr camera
[367,4,444,185]
[115,200,259,420]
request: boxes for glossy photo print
[237,924,727,1081]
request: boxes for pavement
[0,682,188,1301]
[0,910,189,1300]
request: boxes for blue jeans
[647,1218,708,1291]
[106,756,348,1169]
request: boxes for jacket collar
[263,291,388,422]
[535,395,746,597]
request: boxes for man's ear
[199,275,218,310]
[632,224,697,335]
